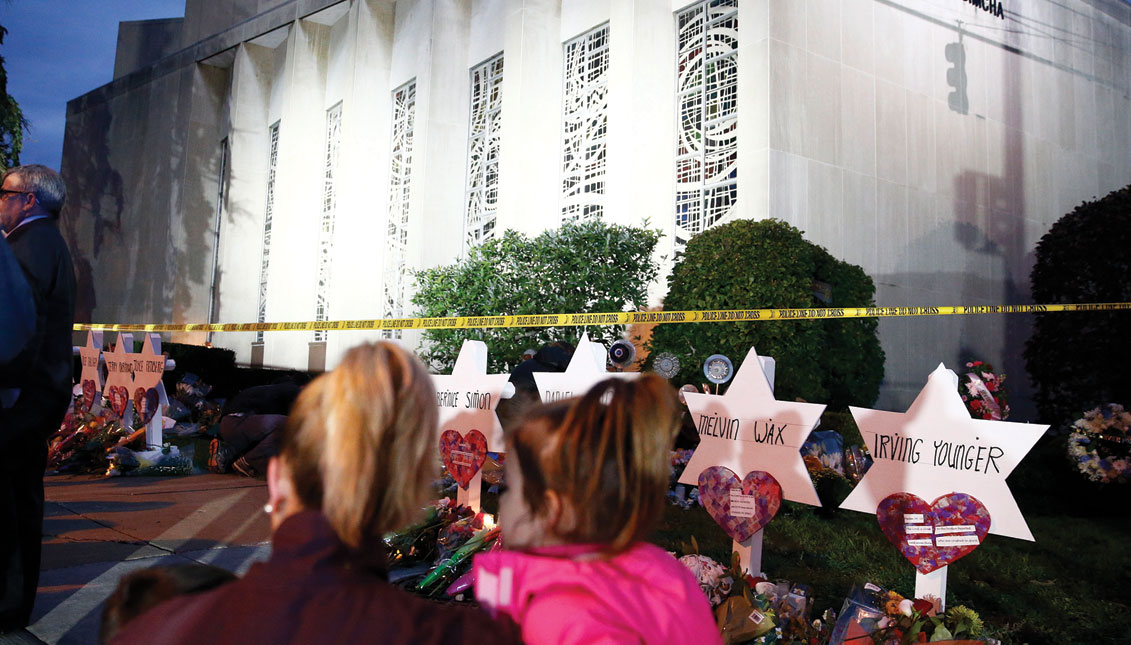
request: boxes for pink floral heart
[108,385,130,417]
[440,429,488,489]
[876,492,991,574]
[697,466,783,542]
[80,379,97,413]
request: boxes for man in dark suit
[0,164,76,632]
[0,235,34,365]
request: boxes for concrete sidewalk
[9,473,273,645]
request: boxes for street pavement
[4,473,272,645]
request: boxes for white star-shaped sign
[533,334,638,405]
[679,348,826,506]
[76,331,104,412]
[131,334,167,394]
[431,340,512,451]
[101,333,135,419]
[840,364,1046,541]
[130,334,172,445]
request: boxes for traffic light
[945,41,968,115]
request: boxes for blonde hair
[510,373,680,554]
[281,342,438,549]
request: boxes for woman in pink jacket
[474,374,722,644]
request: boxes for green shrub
[1024,185,1131,427]
[647,219,883,408]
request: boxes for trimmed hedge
[1024,184,1131,426]
[647,219,883,409]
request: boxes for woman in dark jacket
[111,343,520,644]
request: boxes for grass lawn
[648,435,1131,644]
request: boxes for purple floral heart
[697,466,783,542]
[876,492,991,574]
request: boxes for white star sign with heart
[431,340,512,451]
[840,364,1046,541]
[101,333,135,421]
[533,334,638,404]
[76,331,105,413]
[678,348,826,506]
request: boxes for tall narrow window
[464,54,504,253]
[313,103,344,342]
[561,25,609,221]
[255,122,280,344]
[383,81,416,339]
[675,0,738,255]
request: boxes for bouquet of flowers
[677,538,837,644]
[1067,403,1131,484]
[869,590,990,644]
[958,360,1010,420]
[106,443,193,476]
[415,525,501,598]
[46,408,131,473]
[832,583,995,644]
[384,498,474,568]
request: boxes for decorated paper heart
[440,429,488,489]
[134,387,161,425]
[80,379,97,412]
[876,492,991,574]
[697,466,783,542]
[108,386,130,417]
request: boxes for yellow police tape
[71,302,1131,334]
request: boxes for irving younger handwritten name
[696,413,787,445]
[872,432,1004,474]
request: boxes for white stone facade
[62,0,1131,413]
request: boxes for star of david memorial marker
[431,340,513,511]
[840,364,1045,607]
[532,334,637,404]
[76,331,105,414]
[130,333,173,447]
[101,333,135,425]
[679,347,825,574]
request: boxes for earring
[263,503,274,515]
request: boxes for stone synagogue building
[62,0,1131,412]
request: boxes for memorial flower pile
[46,410,130,473]
[958,360,1010,420]
[1067,403,1131,484]
[676,539,844,644]
[828,582,998,644]
[868,594,991,644]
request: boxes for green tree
[0,24,28,170]
[412,218,662,373]
[647,219,884,409]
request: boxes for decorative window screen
[383,81,417,339]
[313,102,343,342]
[675,0,738,255]
[560,24,610,221]
[464,54,504,253]
[255,122,280,344]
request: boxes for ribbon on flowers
[964,373,1003,420]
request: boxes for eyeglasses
[0,189,30,200]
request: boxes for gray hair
[3,164,66,216]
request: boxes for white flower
[899,599,914,616]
